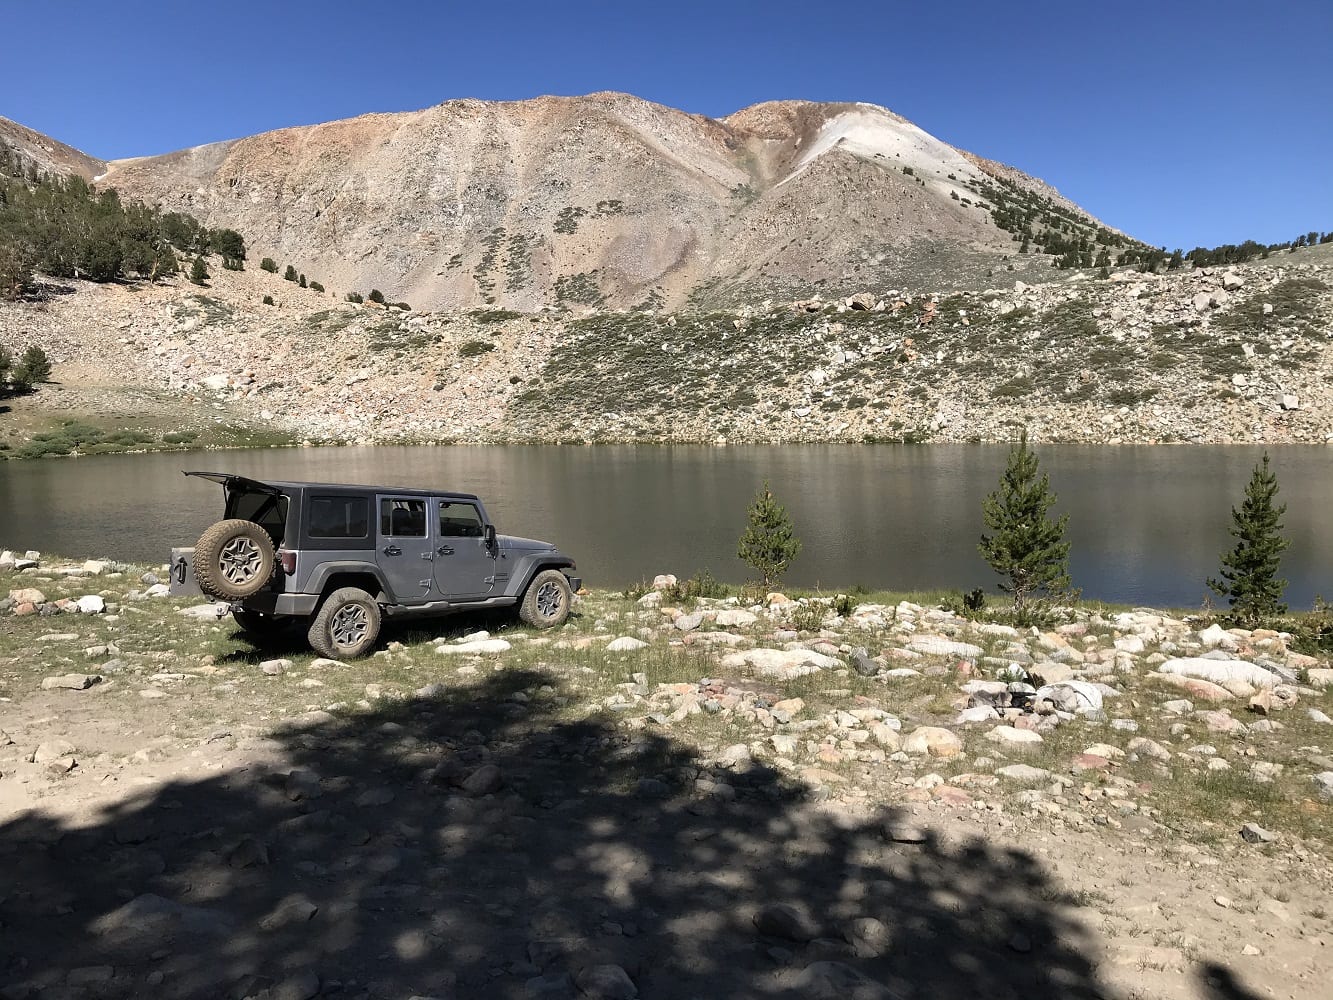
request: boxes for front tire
[307,587,382,660]
[194,519,276,600]
[518,570,572,629]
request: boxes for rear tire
[195,519,276,600]
[307,587,381,660]
[518,570,572,629]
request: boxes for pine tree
[737,481,801,588]
[0,344,11,387]
[1208,453,1289,626]
[189,256,209,286]
[260,257,278,273]
[283,264,298,282]
[368,288,385,304]
[979,430,1071,618]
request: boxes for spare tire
[194,519,276,600]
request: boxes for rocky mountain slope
[2,244,1329,449]
[4,94,1130,311]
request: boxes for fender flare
[304,561,392,603]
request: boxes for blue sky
[3,0,1329,250]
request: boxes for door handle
[382,545,402,556]
[437,545,455,556]
[421,552,435,560]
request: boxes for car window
[439,501,484,538]
[308,496,369,538]
[380,498,427,537]
[227,490,288,533]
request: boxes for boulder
[41,673,102,691]
[606,636,648,653]
[1159,658,1277,688]
[719,648,842,679]
[714,609,758,627]
[902,726,962,758]
[907,636,983,659]
[1034,680,1103,714]
[987,726,1043,747]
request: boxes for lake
[1,445,1330,609]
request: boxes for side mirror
[484,524,497,547]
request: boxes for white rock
[435,639,511,655]
[714,609,758,627]
[1198,624,1239,650]
[1159,658,1277,688]
[718,648,842,679]
[606,637,648,652]
[955,706,1000,724]
[906,636,983,659]
[987,726,1044,747]
[76,595,106,615]
[1113,636,1145,654]
[177,603,228,620]
[1034,680,1103,714]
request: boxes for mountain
[5,94,1135,310]
[0,116,104,182]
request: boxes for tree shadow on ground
[3,669,1114,999]
[1196,961,1267,1000]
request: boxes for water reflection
[1,445,1329,608]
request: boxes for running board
[383,597,517,618]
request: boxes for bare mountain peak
[7,93,1133,309]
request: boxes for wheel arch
[513,557,577,597]
[306,563,390,606]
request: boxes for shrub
[663,569,728,603]
[368,289,385,304]
[309,281,324,293]
[260,257,278,273]
[346,292,364,304]
[459,339,496,358]
[189,257,209,286]
[262,294,274,306]
[298,274,307,288]
[283,265,298,282]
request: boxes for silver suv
[184,471,581,659]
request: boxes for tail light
[278,549,297,575]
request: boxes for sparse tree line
[0,143,246,299]
[0,343,52,396]
[732,435,1321,646]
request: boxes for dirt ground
[2,564,1331,1000]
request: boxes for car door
[375,496,435,603]
[433,499,496,601]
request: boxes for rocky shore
[2,247,1330,455]
[3,551,1332,999]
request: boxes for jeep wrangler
[183,471,581,659]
